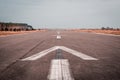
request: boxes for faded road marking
[48,59,74,80]
[56,35,61,39]
[21,46,98,61]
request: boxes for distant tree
[26,28,29,31]
[106,27,109,30]
[18,29,21,31]
[116,28,120,31]
[10,28,12,31]
[1,28,4,31]
[5,27,8,31]
[101,27,105,30]
[110,28,113,30]
[13,28,16,31]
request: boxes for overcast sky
[0,0,120,29]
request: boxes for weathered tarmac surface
[0,30,120,80]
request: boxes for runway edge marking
[21,46,98,61]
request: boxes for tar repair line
[48,59,74,80]
[21,46,98,61]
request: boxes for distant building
[0,22,33,31]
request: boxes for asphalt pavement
[0,30,120,80]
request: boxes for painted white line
[21,46,98,61]
[59,46,98,60]
[21,46,58,61]
[56,35,61,39]
[48,59,74,80]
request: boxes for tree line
[0,22,34,31]
[101,27,120,30]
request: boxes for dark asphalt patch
[54,49,64,59]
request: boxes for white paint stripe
[21,46,98,61]
[48,59,74,80]
[56,35,61,39]
[21,46,59,61]
[59,46,98,60]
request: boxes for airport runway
[0,30,120,80]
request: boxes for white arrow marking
[48,59,74,80]
[59,46,98,60]
[21,46,98,61]
[21,46,58,61]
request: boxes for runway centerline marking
[56,35,62,39]
[48,59,74,80]
[21,46,98,61]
